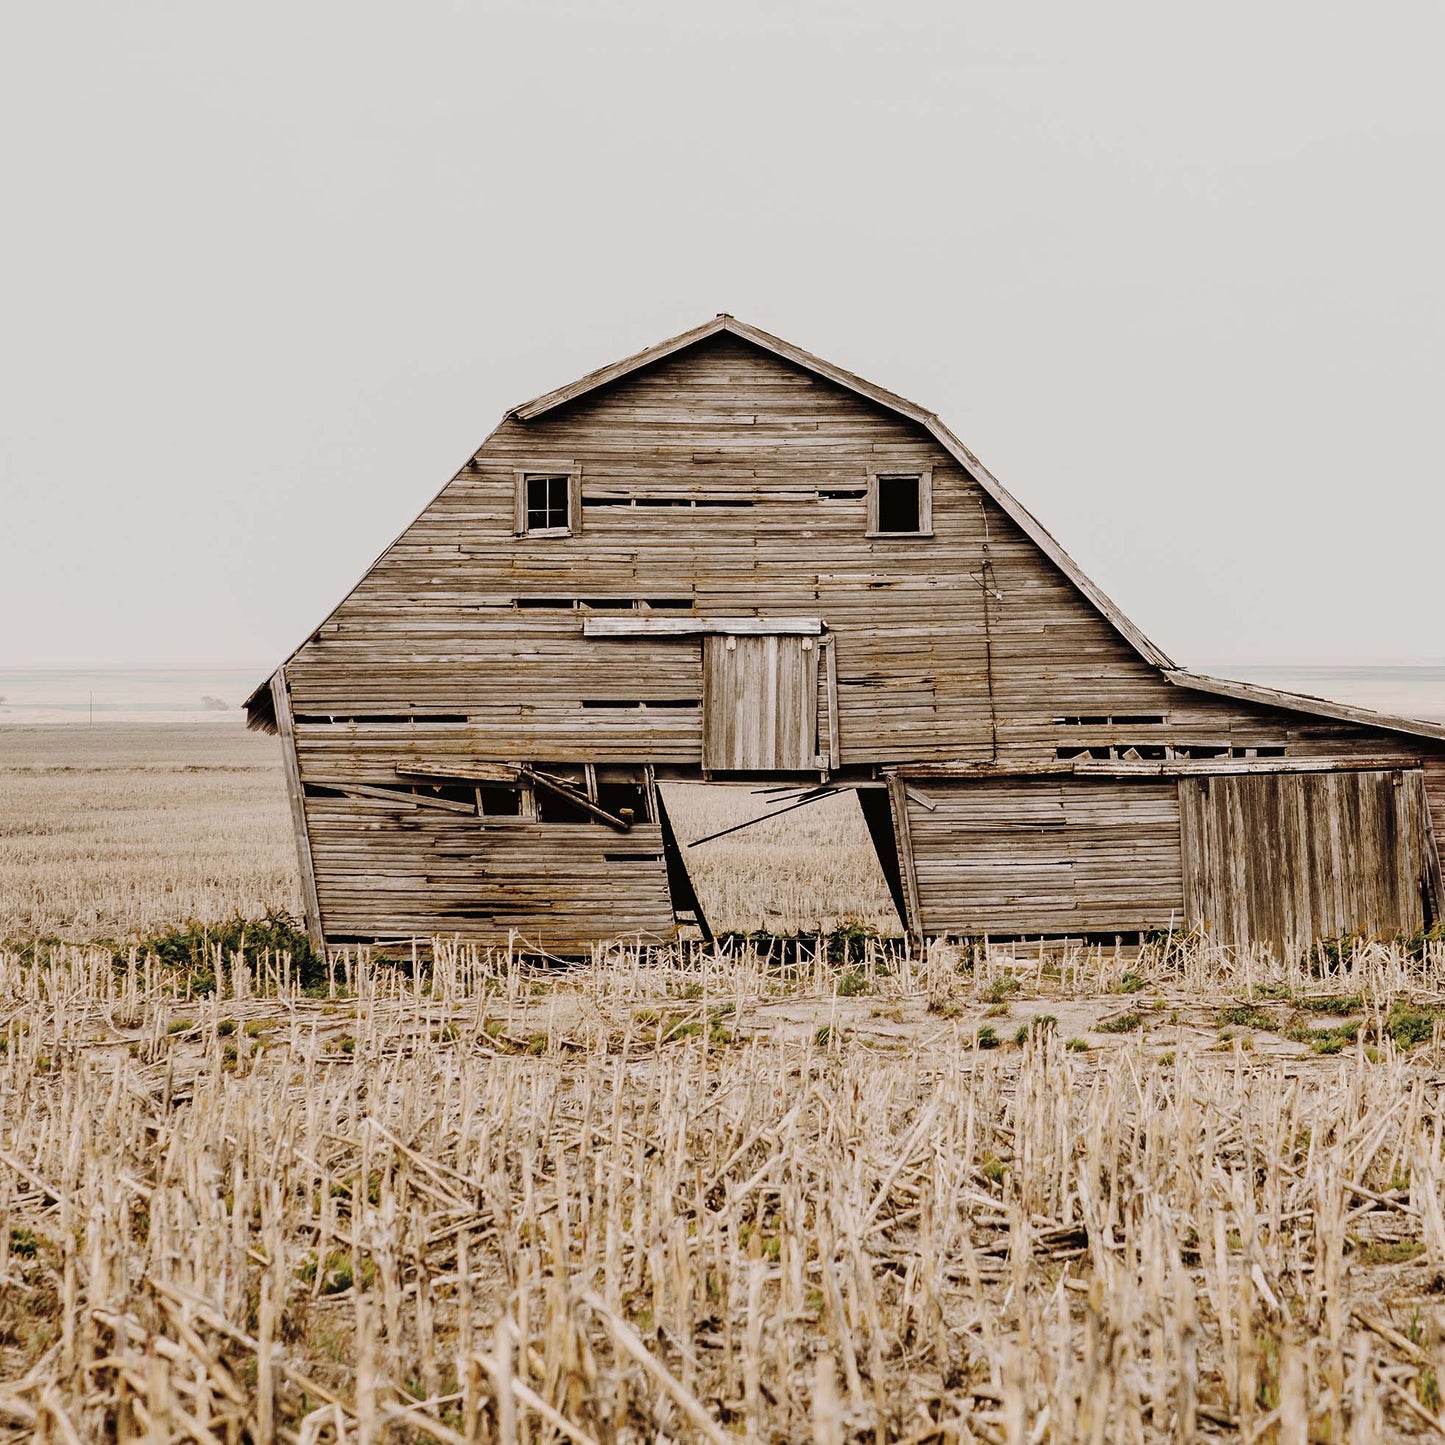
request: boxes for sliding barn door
[702,634,819,771]
[1179,769,1430,948]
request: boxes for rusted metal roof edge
[1164,669,1445,744]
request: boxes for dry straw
[2,933,1445,1441]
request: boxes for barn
[245,316,1445,956]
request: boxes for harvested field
[4,936,1445,1440]
[0,724,298,941]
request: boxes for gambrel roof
[247,315,1445,743]
[510,314,1176,672]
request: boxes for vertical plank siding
[1179,770,1429,949]
[702,634,818,771]
[258,329,1445,948]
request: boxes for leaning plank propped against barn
[245,315,1445,955]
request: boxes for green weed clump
[1285,1020,1359,1055]
[1217,1004,1273,1030]
[119,909,322,992]
[1097,1012,1142,1034]
[1303,994,1364,1016]
[1386,999,1438,1049]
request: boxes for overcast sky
[2,1,1440,671]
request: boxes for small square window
[514,464,579,536]
[867,468,933,537]
[526,475,570,531]
[876,475,919,533]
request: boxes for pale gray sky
[2,1,1441,671]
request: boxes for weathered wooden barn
[245,316,1445,955]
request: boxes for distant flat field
[0,723,300,940]
[0,722,897,942]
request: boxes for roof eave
[1165,669,1445,744]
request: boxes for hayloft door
[702,633,819,771]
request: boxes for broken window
[596,781,649,826]
[868,469,933,537]
[475,783,522,816]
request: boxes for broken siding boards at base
[305,798,674,952]
[1179,770,1429,949]
[905,778,1184,938]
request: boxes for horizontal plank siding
[304,797,675,952]
[905,778,1183,937]
[256,327,1445,946]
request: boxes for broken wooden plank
[584,616,824,638]
[518,766,633,831]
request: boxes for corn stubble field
[5,727,1445,1441]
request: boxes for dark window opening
[293,713,467,726]
[583,496,752,509]
[819,488,867,501]
[644,598,693,610]
[604,852,663,863]
[476,783,522,816]
[1176,745,1229,759]
[597,782,648,825]
[1057,715,1165,726]
[1255,746,1287,758]
[516,598,575,610]
[875,474,922,534]
[579,598,633,610]
[525,474,570,532]
[582,700,639,709]
[536,788,593,824]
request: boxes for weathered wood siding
[905,778,1184,937]
[701,634,818,771]
[1179,770,1430,948]
[306,798,674,950]
[286,333,1429,773]
[268,329,1445,946]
